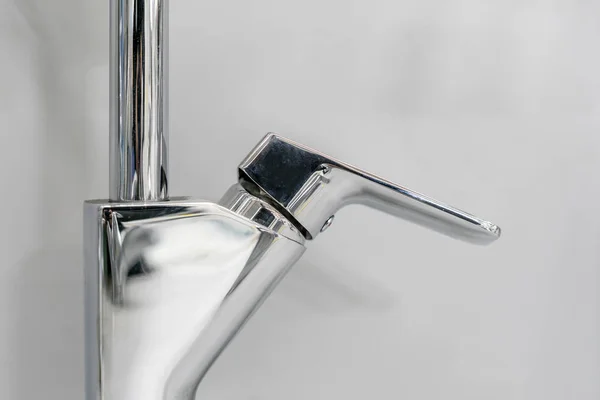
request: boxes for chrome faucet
[84,1,501,399]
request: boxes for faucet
[84,1,501,399]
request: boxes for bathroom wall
[1,0,599,399]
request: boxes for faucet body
[84,134,500,400]
[84,196,305,400]
[84,1,500,399]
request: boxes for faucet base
[84,199,305,400]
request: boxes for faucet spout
[109,0,169,201]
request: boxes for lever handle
[239,133,500,243]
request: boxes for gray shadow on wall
[8,1,105,399]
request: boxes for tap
[84,1,501,399]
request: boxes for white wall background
[1,0,599,399]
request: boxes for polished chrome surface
[239,133,501,243]
[219,183,305,244]
[89,3,501,398]
[84,199,305,400]
[110,0,169,201]
[87,132,501,399]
